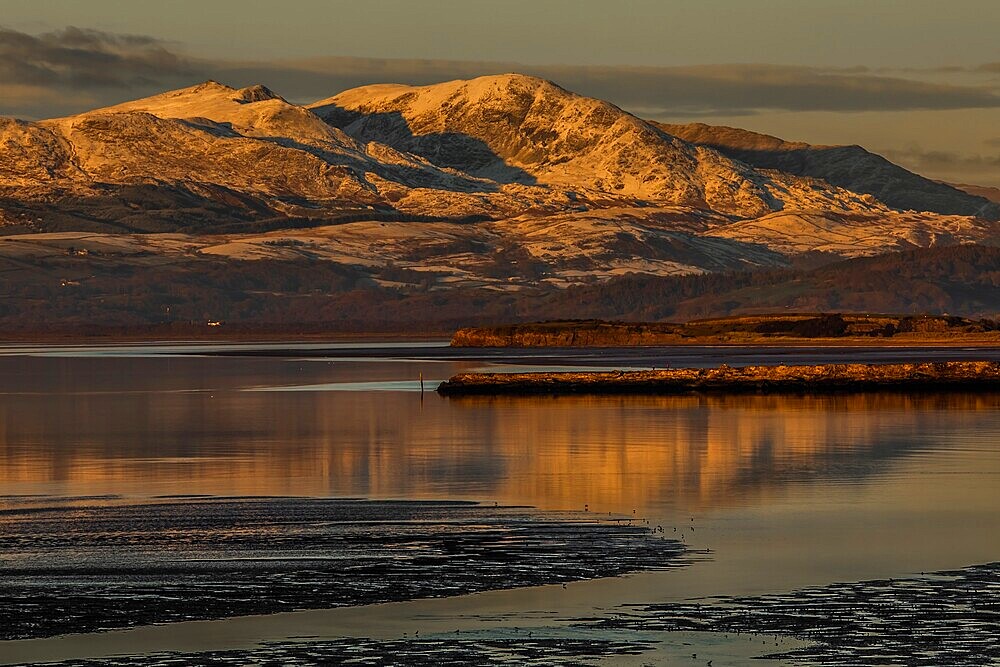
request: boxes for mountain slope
[656,122,1000,220]
[0,117,80,183]
[311,74,880,219]
[0,73,996,320]
[557,244,1000,321]
[1,81,539,231]
[705,210,997,256]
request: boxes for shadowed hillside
[0,245,997,337]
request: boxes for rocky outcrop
[437,361,1000,395]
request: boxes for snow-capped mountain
[312,74,889,219]
[1,74,996,289]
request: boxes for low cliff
[437,361,1000,396]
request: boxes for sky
[2,0,999,186]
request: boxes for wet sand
[8,561,996,665]
[4,627,806,666]
[0,497,687,656]
[0,578,803,666]
[598,562,1000,665]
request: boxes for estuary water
[1,342,999,663]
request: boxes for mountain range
[1,74,998,331]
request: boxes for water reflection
[1,352,997,516]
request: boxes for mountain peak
[53,80,343,143]
[657,122,816,152]
[65,80,242,120]
[310,73,570,118]
[232,84,283,104]
[448,72,565,92]
[314,73,787,216]
[59,81,289,123]
[191,80,235,93]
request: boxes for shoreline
[438,361,1000,396]
[0,331,451,345]
[4,335,1000,351]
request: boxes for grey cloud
[554,63,1000,114]
[0,26,194,88]
[217,59,1000,115]
[880,147,1000,188]
[0,25,197,117]
[3,26,1000,119]
[881,148,1000,170]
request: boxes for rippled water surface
[1,343,998,663]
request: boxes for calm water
[1,343,999,661]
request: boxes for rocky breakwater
[437,361,1000,396]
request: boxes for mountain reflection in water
[0,351,996,514]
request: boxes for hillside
[0,245,997,337]
[1,75,999,334]
[533,245,1000,322]
[656,122,1000,220]
[2,76,994,242]
[1,81,515,229]
[313,74,877,219]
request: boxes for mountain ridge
[656,121,1000,220]
[313,74,889,219]
[3,74,992,229]
[1,74,998,326]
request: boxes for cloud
[2,25,1000,119]
[565,63,1000,115]
[0,25,196,117]
[880,147,1000,188]
[881,147,1000,170]
[219,59,1000,116]
[0,26,193,87]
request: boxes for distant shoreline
[0,330,451,345]
[450,315,1000,348]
